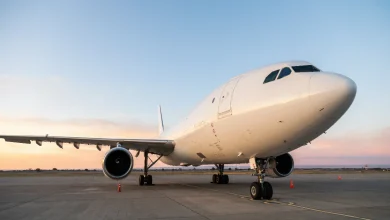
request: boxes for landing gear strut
[138,151,163,186]
[212,164,229,184]
[250,158,273,200]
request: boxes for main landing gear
[138,151,163,186]
[250,158,273,200]
[211,164,229,184]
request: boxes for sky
[0,0,389,169]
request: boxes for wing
[0,135,175,155]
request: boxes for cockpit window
[277,67,292,79]
[291,65,320,72]
[263,69,280,84]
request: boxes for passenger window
[263,70,280,84]
[277,67,292,79]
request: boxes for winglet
[158,105,164,135]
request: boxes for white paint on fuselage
[160,61,357,166]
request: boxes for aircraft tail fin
[158,105,164,135]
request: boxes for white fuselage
[159,61,357,166]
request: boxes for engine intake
[266,153,294,178]
[102,147,134,180]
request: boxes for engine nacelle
[102,147,134,180]
[266,153,294,178]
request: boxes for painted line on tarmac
[174,182,371,220]
[63,191,105,195]
[176,183,250,199]
[263,200,371,220]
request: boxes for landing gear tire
[214,174,229,184]
[139,175,153,185]
[223,175,229,184]
[212,174,217,183]
[249,181,273,200]
[216,175,222,184]
[139,175,144,186]
[263,181,273,200]
[146,175,153,185]
[250,182,262,200]
[212,164,229,184]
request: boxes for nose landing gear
[211,164,229,184]
[250,158,273,200]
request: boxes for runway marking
[153,182,212,220]
[0,191,58,213]
[173,183,371,220]
[263,200,371,220]
[83,187,99,191]
[63,191,104,195]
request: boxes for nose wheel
[250,158,273,200]
[250,181,273,200]
[211,164,229,184]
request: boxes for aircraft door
[218,76,241,118]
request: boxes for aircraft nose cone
[309,73,357,112]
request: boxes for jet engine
[266,153,294,178]
[102,147,134,180]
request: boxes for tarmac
[0,172,389,220]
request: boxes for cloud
[0,74,73,118]
[291,128,390,165]
[0,74,64,96]
[0,117,156,138]
[0,117,158,170]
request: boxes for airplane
[0,61,357,200]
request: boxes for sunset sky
[1,1,389,169]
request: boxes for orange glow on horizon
[1,118,389,170]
